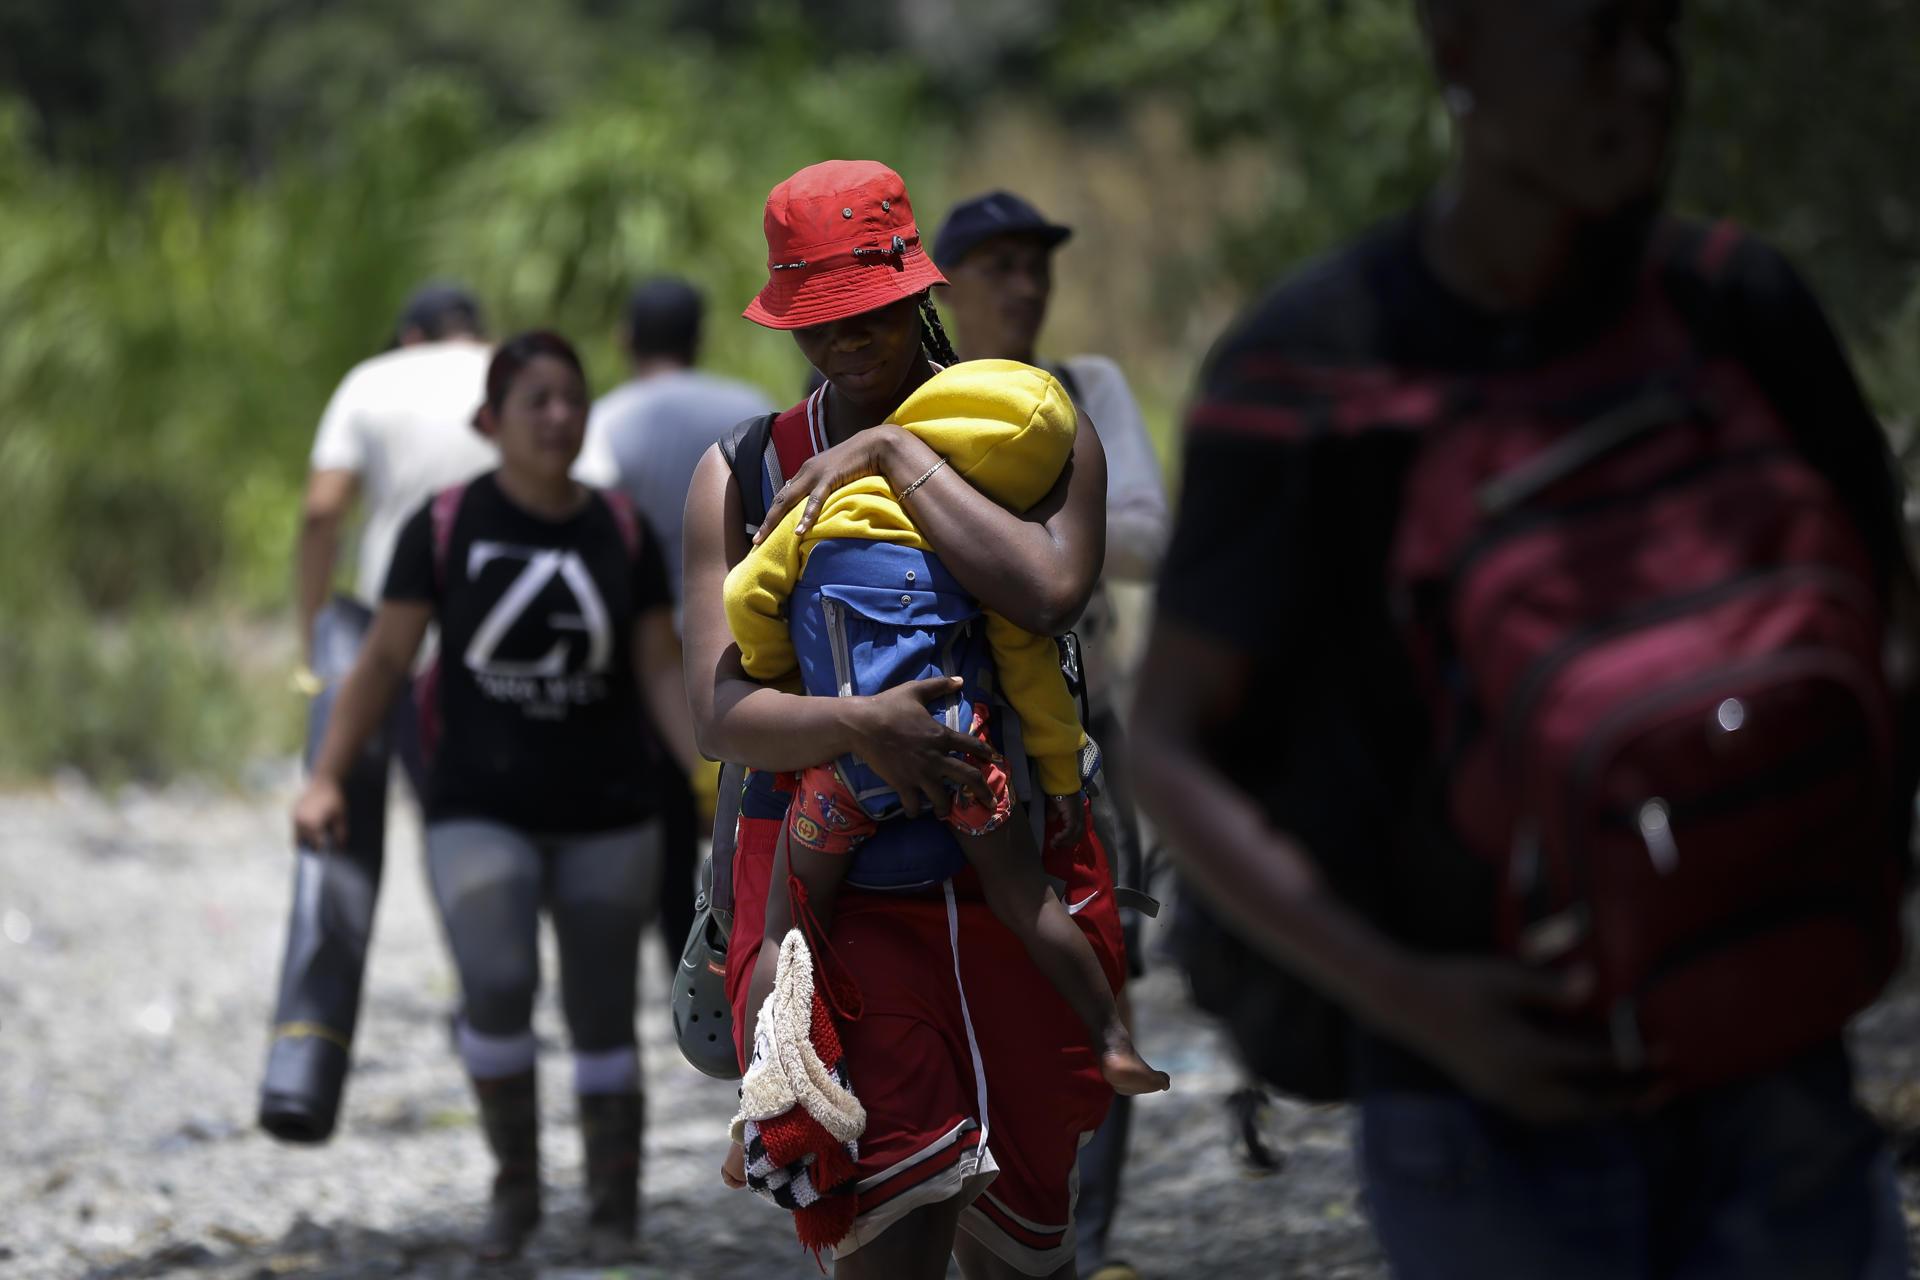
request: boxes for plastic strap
[944,880,991,1165]
[429,482,469,589]
[601,488,641,558]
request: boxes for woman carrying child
[682,160,1146,1279]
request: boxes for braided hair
[918,294,960,367]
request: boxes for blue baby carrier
[720,405,1095,892]
[790,537,996,828]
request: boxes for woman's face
[483,354,589,483]
[792,295,925,411]
[1450,0,1681,218]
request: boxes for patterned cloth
[788,703,1015,856]
[730,930,866,1255]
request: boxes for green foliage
[3,0,1919,781]
[1041,0,1920,353]
[0,54,941,619]
[0,608,294,785]
[0,42,944,780]
[1681,0,1920,336]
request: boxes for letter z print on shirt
[462,541,613,714]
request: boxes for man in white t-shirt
[262,285,495,1144]
[572,277,774,973]
[297,283,495,669]
[933,192,1170,1280]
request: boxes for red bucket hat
[744,160,947,330]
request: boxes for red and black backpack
[1388,223,1903,1088]
[1174,221,1908,1102]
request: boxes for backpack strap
[600,488,641,559]
[769,393,822,483]
[722,413,777,532]
[706,396,820,923]
[720,395,819,536]
[1045,358,1084,406]
[429,482,470,590]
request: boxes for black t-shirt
[384,472,673,833]
[1159,213,1909,1090]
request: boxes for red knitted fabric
[765,974,861,1256]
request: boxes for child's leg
[724,767,873,1183]
[741,765,874,1062]
[959,820,1169,1097]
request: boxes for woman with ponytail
[681,160,1129,1278]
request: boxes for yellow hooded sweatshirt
[724,359,1087,796]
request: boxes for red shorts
[728,787,1125,1274]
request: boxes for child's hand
[1044,793,1085,851]
[721,1140,747,1189]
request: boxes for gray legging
[426,819,662,1054]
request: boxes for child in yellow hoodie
[724,359,1167,1099]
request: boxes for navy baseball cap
[393,282,484,343]
[932,191,1073,271]
[624,277,704,358]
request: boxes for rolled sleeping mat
[258,597,391,1144]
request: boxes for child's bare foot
[1101,1045,1171,1096]
[721,1140,747,1189]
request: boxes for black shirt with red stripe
[1159,212,1908,1091]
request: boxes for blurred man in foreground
[297,284,494,682]
[1135,2,1918,1275]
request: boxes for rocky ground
[3,776,1919,1279]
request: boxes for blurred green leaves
[0,28,954,780]
[2,0,1919,780]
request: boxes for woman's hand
[754,425,921,544]
[848,675,996,819]
[292,775,349,851]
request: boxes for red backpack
[1390,224,1903,1090]
[412,482,640,763]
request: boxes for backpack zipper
[1595,718,1870,836]
[820,597,855,697]
[1476,386,1695,517]
[1561,647,1889,895]
[1508,652,1885,979]
[1496,562,1874,783]
[1445,445,1789,605]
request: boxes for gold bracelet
[896,456,949,501]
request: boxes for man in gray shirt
[574,277,774,973]
[576,278,775,618]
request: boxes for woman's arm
[633,608,703,778]
[681,445,992,814]
[292,601,431,847]
[754,410,1110,636]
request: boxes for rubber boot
[471,1068,542,1261]
[579,1090,643,1259]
